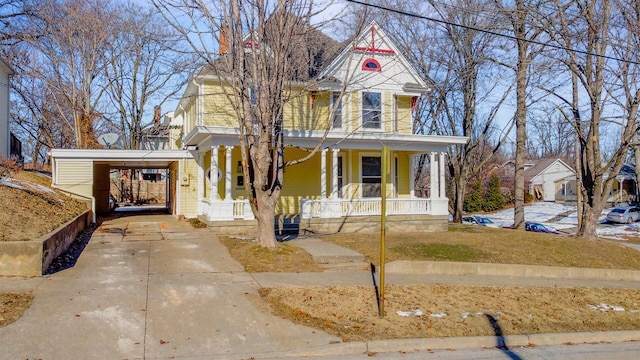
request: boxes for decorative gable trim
[362,58,381,71]
[355,26,395,55]
[316,21,427,93]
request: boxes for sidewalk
[1,214,640,359]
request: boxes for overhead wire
[346,0,640,66]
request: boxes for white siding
[54,160,94,199]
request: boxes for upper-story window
[362,92,381,129]
[331,92,342,129]
[362,58,381,72]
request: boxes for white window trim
[337,154,345,198]
[360,91,384,132]
[330,92,343,130]
[359,152,383,198]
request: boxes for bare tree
[0,0,39,45]
[418,0,511,222]
[490,0,548,230]
[104,3,192,150]
[526,110,576,159]
[153,0,348,246]
[545,0,640,239]
[25,0,118,148]
[9,47,75,163]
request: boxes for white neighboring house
[0,58,14,160]
[525,158,576,202]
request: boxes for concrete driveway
[0,214,344,359]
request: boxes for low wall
[299,214,449,235]
[197,216,258,236]
[0,210,91,276]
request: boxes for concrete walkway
[1,214,640,359]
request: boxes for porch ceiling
[184,126,468,152]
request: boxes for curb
[250,331,640,358]
[386,260,640,281]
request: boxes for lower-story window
[362,156,381,197]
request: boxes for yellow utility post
[379,145,389,317]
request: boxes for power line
[346,0,640,66]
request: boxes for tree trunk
[576,197,601,240]
[513,34,528,231]
[453,178,466,222]
[253,191,277,247]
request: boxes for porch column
[409,155,416,198]
[210,145,219,201]
[430,152,437,199]
[439,152,446,199]
[321,149,327,199]
[618,178,624,205]
[198,153,204,212]
[224,146,233,200]
[331,148,339,199]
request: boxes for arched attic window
[362,58,381,72]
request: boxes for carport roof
[50,149,190,169]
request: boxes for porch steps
[291,238,367,270]
[274,214,300,235]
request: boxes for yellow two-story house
[170,21,467,234]
[50,22,466,233]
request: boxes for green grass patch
[390,243,489,262]
[320,224,640,270]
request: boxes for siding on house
[526,159,576,202]
[179,158,199,217]
[54,160,94,197]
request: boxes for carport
[50,149,191,221]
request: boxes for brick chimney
[219,23,229,55]
[153,105,161,127]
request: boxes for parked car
[462,215,499,228]
[606,206,640,224]
[525,222,560,234]
[502,221,561,234]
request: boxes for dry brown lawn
[221,228,640,340]
[0,293,34,327]
[262,285,640,341]
[1,170,88,242]
[219,236,323,272]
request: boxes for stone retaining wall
[0,210,91,276]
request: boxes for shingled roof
[524,158,575,184]
[201,12,342,82]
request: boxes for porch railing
[200,199,255,220]
[302,197,448,219]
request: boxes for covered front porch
[184,126,466,233]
